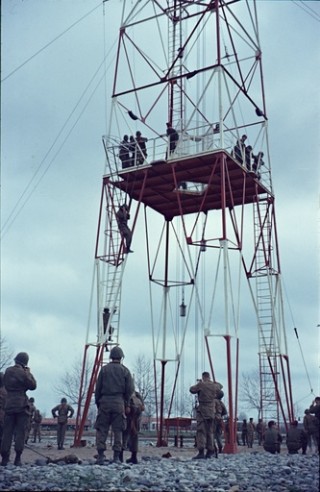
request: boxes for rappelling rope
[283,278,314,395]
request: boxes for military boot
[1,453,9,466]
[119,450,124,463]
[192,449,205,459]
[96,450,105,465]
[112,450,121,463]
[126,452,138,464]
[14,452,22,466]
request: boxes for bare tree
[239,370,261,416]
[53,356,91,407]
[0,335,13,371]
[132,355,157,425]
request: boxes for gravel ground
[0,441,318,491]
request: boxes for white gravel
[0,452,319,491]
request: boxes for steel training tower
[74,0,294,450]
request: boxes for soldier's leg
[13,413,29,465]
[1,414,16,464]
[60,423,67,448]
[111,412,124,452]
[57,424,62,449]
[126,432,139,464]
[193,415,206,459]
[205,418,214,451]
[95,407,111,453]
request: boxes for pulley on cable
[180,287,186,317]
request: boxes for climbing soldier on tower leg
[116,204,133,254]
[95,346,134,465]
[190,371,223,459]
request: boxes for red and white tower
[74,0,294,451]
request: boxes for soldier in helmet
[94,345,134,464]
[51,398,75,450]
[190,371,223,459]
[0,352,37,466]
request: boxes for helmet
[14,352,29,366]
[110,346,124,360]
[61,398,67,404]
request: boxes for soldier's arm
[24,368,37,390]
[95,370,103,406]
[189,382,201,394]
[51,405,59,417]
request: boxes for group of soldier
[233,134,265,179]
[0,350,319,466]
[240,404,320,455]
[0,348,144,467]
[118,122,179,169]
[118,131,148,169]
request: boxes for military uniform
[247,418,255,448]
[95,348,134,463]
[286,423,306,454]
[0,353,37,466]
[32,409,42,443]
[51,399,74,450]
[0,373,7,449]
[122,391,145,463]
[256,419,265,446]
[116,205,133,253]
[25,397,35,444]
[214,398,227,453]
[263,424,282,454]
[190,375,222,458]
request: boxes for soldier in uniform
[121,390,145,464]
[51,398,74,450]
[309,397,320,454]
[247,417,255,448]
[214,393,227,453]
[286,420,307,454]
[95,346,134,464]
[263,420,282,454]
[25,396,36,444]
[256,418,266,446]
[241,419,248,446]
[32,409,42,443]
[0,352,37,466]
[116,204,133,254]
[166,122,179,157]
[0,373,7,450]
[303,408,318,453]
[190,371,223,459]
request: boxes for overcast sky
[1,0,319,419]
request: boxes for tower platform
[107,149,272,220]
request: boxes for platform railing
[103,123,269,188]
